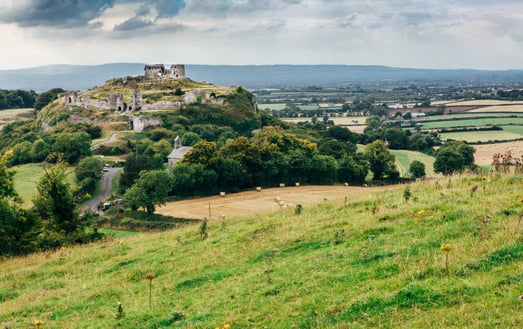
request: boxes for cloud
[114,16,153,31]
[0,0,115,28]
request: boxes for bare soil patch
[473,141,523,166]
[156,185,398,220]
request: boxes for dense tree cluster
[0,89,37,109]
[0,155,101,257]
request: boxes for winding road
[82,168,122,214]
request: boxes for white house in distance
[167,136,192,171]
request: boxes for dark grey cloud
[0,0,115,28]
[114,16,153,31]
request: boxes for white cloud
[0,0,522,69]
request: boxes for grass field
[414,113,521,122]
[12,163,77,208]
[1,173,522,328]
[391,149,437,178]
[419,117,523,129]
[440,130,523,143]
[258,103,287,110]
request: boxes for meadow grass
[1,173,522,328]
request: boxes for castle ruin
[64,91,143,112]
[60,64,225,131]
[144,64,185,80]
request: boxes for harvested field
[468,105,523,112]
[473,141,523,166]
[450,100,523,106]
[440,130,522,143]
[0,108,34,129]
[156,185,397,220]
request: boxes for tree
[364,140,398,180]
[409,160,426,178]
[325,125,358,143]
[337,154,368,185]
[33,164,81,234]
[433,141,475,175]
[307,154,338,185]
[180,140,218,168]
[34,88,65,111]
[52,132,92,164]
[213,158,246,192]
[434,148,464,175]
[124,170,172,215]
[118,154,160,193]
[0,151,40,256]
[383,128,408,149]
[9,141,33,166]
[75,157,103,194]
[0,150,17,199]
[30,139,51,162]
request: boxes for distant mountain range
[1,63,523,92]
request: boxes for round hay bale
[220,192,226,197]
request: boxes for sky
[0,0,522,70]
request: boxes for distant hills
[1,63,523,92]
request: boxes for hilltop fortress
[60,64,225,131]
[64,64,189,112]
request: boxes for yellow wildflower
[417,210,425,215]
[440,243,452,252]
[481,176,488,181]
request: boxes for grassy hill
[1,173,522,328]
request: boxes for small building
[167,136,192,172]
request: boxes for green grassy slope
[1,174,523,328]
[391,149,437,177]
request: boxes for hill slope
[1,173,522,328]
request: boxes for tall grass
[1,173,522,328]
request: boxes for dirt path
[91,133,117,149]
[156,185,399,220]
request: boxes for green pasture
[419,118,523,129]
[391,149,437,178]
[413,113,521,122]
[258,103,287,110]
[299,104,320,111]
